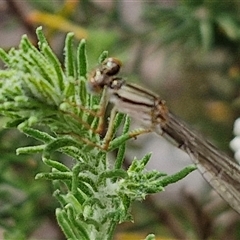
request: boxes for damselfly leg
[87,57,151,149]
[60,57,149,151]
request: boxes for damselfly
[88,57,240,215]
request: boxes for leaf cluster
[0,27,195,239]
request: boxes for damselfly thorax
[88,58,168,135]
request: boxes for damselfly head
[88,57,122,94]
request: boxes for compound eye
[88,69,105,93]
[102,57,122,76]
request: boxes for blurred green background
[1,0,240,239]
